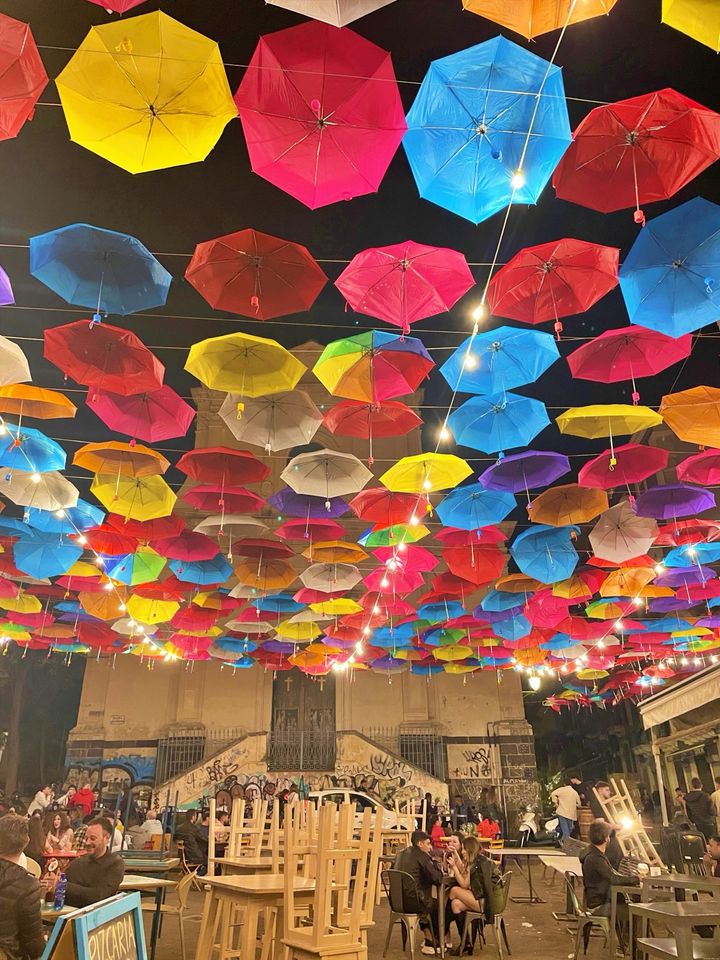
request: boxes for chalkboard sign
[42,893,147,960]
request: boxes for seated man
[175,809,207,872]
[704,835,720,877]
[395,829,444,956]
[49,818,125,907]
[581,821,637,946]
[0,814,45,960]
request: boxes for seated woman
[447,836,497,954]
[43,811,74,852]
[429,815,445,846]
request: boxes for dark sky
[0,0,718,494]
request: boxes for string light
[30,472,41,483]
[471,303,488,324]
[462,353,478,370]
[511,170,526,190]
[438,425,451,442]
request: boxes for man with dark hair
[684,778,716,840]
[704,835,720,878]
[551,776,582,839]
[176,809,206,870]
[582,820,637,949]
[45,817,124,907]
[0,814,45,960]
[395,830,445,955]
[589,781,623,868]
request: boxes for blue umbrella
[222,656,255,669]
[403,35,571,224]
[447,392,549,454]
[29,223,172,318]
[440,327,559,394]
[253,594,303,614]
[540,633,576,651]
[619,198,720,337]
[493,613,531,642]
[664,542,720,567]
[477,590,525,613]
[437,484,516,530]
[417,601,467,622]
[0,423,66,473]
[26,499,104,534]
[13,533,83,578]
[510,524,579,583]
[168,554,233,585]
[215,636,257,654]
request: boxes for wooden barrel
[578,805,594,840]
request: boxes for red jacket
[69,787,94,818]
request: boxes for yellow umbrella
[56,11,237,174]
[126,594,180,624]
[302,541,368,564]
[74,441,169,477]
[91,473,176,521]
[0,385,76,420]
[637,585,674,599]
[576,668,609,681]
[185,332,306,398]
[380,453,472,494]
[662,0,720,51]
[64,561,104,580]
[0,594,41,614]
[433,644,472,662]
[557,404,662,439]
[275,619,322,642]
[444,662,481,674]
[309,598,363,616]
[530,484,608,527]
[462,0,618,38]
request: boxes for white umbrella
[265,0,396,26]
[194,514,269,560]
[281,448,372,502]
[112,618,157,637]
[590,500,658,564]
[219,390,322,452]
[299,562,361,592]
[223,618,275,634]
[0,336,31,386]
[0,469,79,510]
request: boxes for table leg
[439,884,445,960]
[511,855,545,904]
[196,889,219,960]
[609,891,617,958]
[674,926,694,960]
[149,885,164,960]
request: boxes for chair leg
[383,913,397,958]
[460,913,471,954]
[406,915,420,960]
[500,917,511,955]
[574,920,585,959]
[178,913,186,960]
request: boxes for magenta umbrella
[87,384,195,442]
[234,20,406,209]
[335,241,474,335]
[677,450,720,486]
[578,443,669,490]
[373,544,439,573]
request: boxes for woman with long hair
[447,836,497,954]
[43,811,74,852]
[25,813,45,867]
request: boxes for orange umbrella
[79,588,128,620]
[461,0,618,38]
[0,385,76,419]
[512,647,546,667]
[235,558,297,591]
[529,484,608,527]
[301,540,368,564]
[74,441,170,477]
[495,573,541,593]
[599,567,655,598]
[660,385,720,448]
[552,568,605,601]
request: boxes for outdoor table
[196,872,318,960]
[480,845,569,904]
[608,882,642,957]
[539,854,582,920]
[118,858,179,960]
[629,900,720,960]
[121,872,178,960]
[211,854,277,874]
[41,903,76,923]
[641,875,720,901]
[120,855,180,873]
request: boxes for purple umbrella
[472,605,524,623]
[696,616,720,629]
[647,597,696,613]
[0,266,14,306]
[478,450,571,499]
[262,639,298,654]
[267,488,350,518]
[634,484,716,520]
[655,565,715,588]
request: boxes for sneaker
[421,945,437,956]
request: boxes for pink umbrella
[87,384,195,442]
[335,241,474,335]
[578,443,669,490]
[275,518,346,542]
[234,21,406,209]
[677,450,720,486]
[373,544,438,573]
[363,567,423,594]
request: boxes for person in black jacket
[395,830,445,956]
[43,818,124,907]
[581,821,637,948]
[175,809,206,872]
[0,813,45,960]
[684,778,716,839]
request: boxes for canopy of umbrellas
[0,0,719,709]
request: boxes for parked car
[308,789,416,830]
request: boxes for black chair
[563,871,609,957]
[678,831,708,876]
[381,868,439,960]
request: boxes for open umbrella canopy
[660,385,720,448]
[478,450,570,493]
[105,548,165,586]
[177,447,269,487]
[0,337,30,388]
[677,450,720,486]
[557,404,663,440]
[183,485,266,515]
[0,469,79,511]
[634,483,716,520]
[281,449,372,500]
[73,441,169,478]
[185,331,306,397]
[529,484,608,526]
[90,473,176,521]
[219,391,322,453]
[590,500,659,564]
[56,11,236,174]
[510,524,579,584]
[663,3,720,53]
[448,393,550,454]
[26,499,104,535]
[267,488,349,519]
[437,485,516,530]
[235,20,406,209]
[403,36,571,224]
[13,534,83,580]
[0,386,76,421]
[380,452,471,494]
[567,327,692,394]
[87,385,195,443]
[462,0,618,38]
[265,0,396,25]
[440,326,559,394]
[186,228,327,320]
[0,12,48,141]
[578,443,670,490]
[0,423,66,474]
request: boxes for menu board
[42,893,147,960]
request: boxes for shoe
[421,945,437,956]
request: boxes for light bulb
[687,546,697,557]
[654,564,665,575]
[511,170,526,189]
[633,597,643,607]
[615,620,623,630]
[439,426,450,442]
[362,627,371,637]
[422,478,432,491]
[463,353,478,371]
[31,473,41,484]
[397,541,407,552]
[103,582,113,592]
[409,514,419,527]
[77,535,87,545]
[372,605,380,615]
[471,303,488,323]
[380,577,389,587]
[55,509,65,519]
[693,656,702,666]
[95,556,105,566]
[0,425,7,436]
[528,674,541,691]
[118,603,126,612]
[681,656,689,665]
[597,640,605,649]
[386,558,397,571]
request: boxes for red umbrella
[430,572,473,596]
[373,544,438,573]
[434,526,507,546]
[335,240,474,335]
[443,545,505,586]
[132,576,191,600]
[324,399,422,464]
[349,487,420,526]
[363,567,423,594]
[107,513,185,541]
[185,228,327,320]
[234,20,406,209]
[487,238,619,337]
[182,485,266,514]
[0,14,48,141]
[44,321,164,397]
[151,531,220,562]
[567,327,692,401]
[232,538,294,560]
[677,450,720,486]
[578,443,669,490]
[294,588,346,604]
[176,447,270,486]
[87,384,195,442]
[169,606,218,631]
[275,518,346,542]
[83,525,138,556]
[655,518,720,547]
[85,0,148,12]
[553,88,720,224]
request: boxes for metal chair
[176,838,204,890]
[381,868,439,960]
[563,871,609,957]
[458,870,513,958]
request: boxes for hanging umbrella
[0,13,48,140]
[83,524,138,556]
[510,524,579,584]
[361,523,431,547]
[185,331,306,397]
[0,268,11,308]
[677,450,720,486]
[441,327,559,394]
[478,450,570,494]
[590,501,658,564]
[275,518,345,542]
[323,400,422,464]
[151,531,220,563]
[635,484,715,520]
[0,424,66,474]
[380,452,471,494]
[302,541,367,564]
[578,443,669,490]
[219,391,322,453]
[30,223,172,317]
[44,321,164,397]
[73,441,169,478]
[169,554,233,585]
[235,557,297,591]
[443,544,506,585]
[335,240,474,335]
[26,500,104,535]
[529,484,608,526]
[487,239,619,336]
[437,485,516,530]
[300,563,361,592]
[313,330,434,404]
[90,474,176,521]
[281,449,372,501]
[234,20,406,208]
[186,228,327,320]
[194,515,268,538]
[0,470,78,511]
[662,1,720,51]
[267,488,349,519]
[556,405,663,468]
[553,89,720,223]
[0,386,76,421]
[619,198,720,337]
[461,0,618,38]
[264,0,396,26]
[87,385,195,443]
[661,385,720,448]
[13,534,83,579]
[349,487,420,526]
[183,486,265,515]
[567,327,692,400]
[0,337,30,387]
[105,548,165,586]
[403,35,571,224]
[447,393,550,454]
[176,447,269,486]
[56,11,236,174]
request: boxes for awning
[638,665,720,730]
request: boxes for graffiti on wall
[64,752,157,795]
[446,743,494,781]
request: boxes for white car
[308,789,416,830]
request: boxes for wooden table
[41,904,76,923]
[120,856,180,873]
[210,854,277,874]
[118,864,179,960]
[196,872,317,960]
[630,900,720,960]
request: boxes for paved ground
[137,859,612,960]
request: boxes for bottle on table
[53,872,67,911]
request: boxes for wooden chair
[25,858,41,879]
[564,871,609,957]
[592,778,664,869]
[176,838,204,891]
[334,806,382,944]
[227,797,268,859]
[141,869,199,960]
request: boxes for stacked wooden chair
[592,778,665,868]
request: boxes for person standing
[0,814,45,960]
[684,778,716,839]
[710,778,720,833]
[67,783,94,823]
[551,777,582,840]
[27,786,53,817]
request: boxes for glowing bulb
[687,546,697,557]
[463,353,478,371]
[0,425,7,436]
[30,473,41,484]
[621,817,634,831]
[633,597,643,607]
[409,514,419,527]
[693,656,702,666]
[397,541,407,552]
[439,426,450,442]
[511,170,526,189]
[118,603,126,612]
[95,556,105,567]
[362,627,371,637]
[614,620,623,630]
[597,640,605,649]
[528,674,541,691]
[712,655,719,664]
[372,605,381,615]
[77,535,87,545]
[386,558,398,571]
[55,509,65,518]
[380,576,389,587]
[422,478,432,491]
[103,582,113,591]
[471,303,488,323]
[654,564,665,575]
[681,656,689,665]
